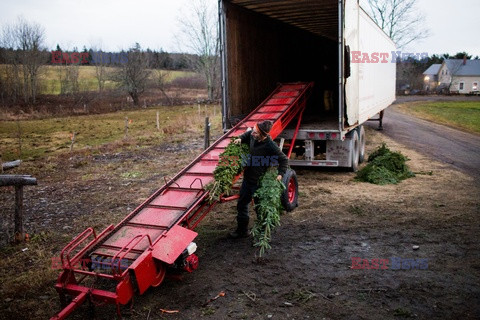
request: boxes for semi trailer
[219,0,396,171]
[50,1,397,318]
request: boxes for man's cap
[257,120,273,135]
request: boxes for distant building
[422,64,441,91]
[423,58,480,94]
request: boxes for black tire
[349,130,360,172]
[281,168,299,212]
[358,125,366,163]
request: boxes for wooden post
[2,160,22,171]
[279,138,285,150]
[197,104,200,117]
[204,117,210,150]
[70,132,77,152]
[378,110,384,130]
[0,174,37,243]
[124,117,129,138]
[156,111,160,131]
[16,121,22,157]
[14,185,24,242]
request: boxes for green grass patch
[120,171,142,179]
[398,101,480,134]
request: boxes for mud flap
[152,225,197,264]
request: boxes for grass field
[0,104,221,162]
[397,101,480,134]
[0,65,195,95]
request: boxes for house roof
[423,64,441,75]
[444,59,480,76]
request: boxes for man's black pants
[236,179,259,223]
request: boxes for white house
[426,58,480,94]
[422,64,441,91]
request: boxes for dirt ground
[0,118,479,319]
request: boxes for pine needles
[206,138,249,203]
[252,169,286,256]
[355,143,415,185]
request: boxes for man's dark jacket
[239,130,288,185]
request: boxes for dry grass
[0,104,221,162]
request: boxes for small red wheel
[151,261,167,287]
[281,169,298,212]
[288,178,296,203]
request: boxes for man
[229,120,289,238]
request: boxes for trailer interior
[221,0,341,128]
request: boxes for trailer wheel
[350,130,360,172]
[358,125,366,163]
[151,261,167,287]
[281,169,298,212]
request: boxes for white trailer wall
[357,8,396,124]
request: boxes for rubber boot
[229,218,249,239]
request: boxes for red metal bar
[66,269,115,280]
[190,203,217,230]
[60,228,95,268]
[287,107,306,158]
[150,191,210,247]
[269,83,313,139]
[111,234,152,276]
[182,201,209,229]
[69,224,114,269]
[50,291,88,320]
[51,283,119,320]
[189,177,204,189]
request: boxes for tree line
[0,14,220,108]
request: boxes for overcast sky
[0,0,478,56]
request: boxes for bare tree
[59,64,80,96]
[177,0,219,101]
[0,28,23,105]
[112,43,150,106]
[154,69,172,105]
[10,17,46,104]
[54,45,81,98]
[396,59,424,91]
[90,47,109,92]
[361,0,430,48]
